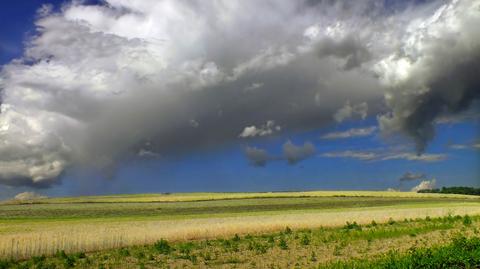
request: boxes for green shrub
[118,248,130,257]
[178,242,195,255]
[56,250,68,259]
[63,255,76,268]
[326,235,480,269]
[278,238,288,250]
[267,235,275,244]
[300,234,310,245]
[0,260,12,269]
[75,252,86,259]
[154,239,172,254]
[248,241,268,254]
[344,221,362,231]
[463,215,473,226]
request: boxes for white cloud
[381,153,447,162]
[411,179,437,192]
[333,101,368,123]
[448,142,480,150]
[321,150,377,161]
[321,150,447,162]
[449,144,468,150]
[14,191,47,201]
[244,82,264,91]
[321,126,376,139]
[239,121,281,138]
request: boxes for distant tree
[418,186,480,196]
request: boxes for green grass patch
[325,235,480,269]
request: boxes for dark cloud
[245,146,272,167]
[282,140,316,165]
[316,36,372,70]
[376,0,480,153]
[245,140,316,166]
[399,172,426,182]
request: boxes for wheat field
[1,191,479,260]
[4,191,477,205]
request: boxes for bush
[344,221,362,231]
[278,238,288,250]
[154,239,172,254]
[300,234,310,246]
[178,242,195,255]
[463,215,473,226]
[0,260,12,269]
[56,250,68,259]
[248,241,268,254]
[118,248,130,257]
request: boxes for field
[1,191,479,268]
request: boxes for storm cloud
[282,141,316,165]
[0,0,479,187]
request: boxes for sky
[0,0,479,199]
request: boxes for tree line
[418,186,480,196]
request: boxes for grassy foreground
[1,215,479,268]
[0,191,479,267]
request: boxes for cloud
[333,101,368,123]
[321,150,377,161]
[282,140,316,165]
[239,120,281,138]
[386,188,399,192]
[447,142,480,150]
[320,126,376,139]
[138,149,160,158]
[1,0,388,187]
[245,140,316,166]
[315,35,372,70]
[381,153,447,162]
[321,150,446,162]
[244,82,264,91]
[449,144,468,150]
[399,172,426,182]
[14,191,47,201]
[411,179,437,192]
[375,0,480,153]
[0,0,478,188]
[245,146,272,167]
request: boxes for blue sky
[37,117,479,198]
[0,0,478,199]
